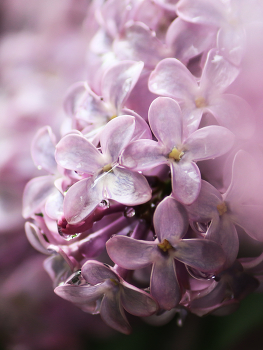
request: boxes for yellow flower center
[217,202,227,216]
[102,164,112,172]
[158,239,173,252]
[195,96,207,108]
[168,147,184,161]
[110,114,117,120]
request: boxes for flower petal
[171,161,201,205]
[22,175,55,218]
[56,134,104,174]
[106,235,156,270]
[82,260,118,285]
[113,22,166,68]
[31,126,57,174]
[100,293,131,334]
[25,222,50,254]
[207,94,255,139]
[200,49,240,95]
[148,97,183,149]
[102,60,144,111]
[186,180,222,221]
[121,139,167,171]
[121,281,158,316]
[217,25,246,65]
[174,238,226,272]
[185,125,235,161]
[64,177,103,224]
[104,167,152,205]
[151,255,181,310]
[54,283,104,313]
[100,115,135,162]
[166,18,216,63]
[148,58,198,101]
[176,0,226,26]
[153,196,188,244]
[207,215,238,268]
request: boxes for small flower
[55,260,158,334]
[121,96,234,204]
[107,196,225,309]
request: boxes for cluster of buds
[23,0,263,334]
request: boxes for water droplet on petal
[191,221,211,235]
[124,207,135,218]
[37,165,42,170]
[99,199,110,208]
[66,270,82,285]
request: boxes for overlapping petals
[107,197,225,309]
[121,97,234,204]
[55,260,158,334]
[149,49,254,138]
[56,115,151,223]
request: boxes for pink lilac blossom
[19,0,263,336]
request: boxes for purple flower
[107,196,225,309]
[56,115,152,224]
[121,96,234,204]
[149,49,254,139]
[187,150,263,267]
[55,260,158,334]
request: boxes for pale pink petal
[113,22,166,68]
[31,126,57,174]
[149,97,183,148]
[166,18,216,63]
[100,115,135,162]
[171,161,201,205]
[153,0,178,11]
[64,177,103,224]
[185,126,235,162]
[22,175,55,218]
[200,49,240,95]
[100,293,131,334]
[174,239,225,272]
[233,205,263,242]
[153,196,188,244]
[151,256,181,310]
[121,281,158,316]
[207,215,239,268]
[121,139,167,171]
[54,283,105,313]
[217,25,246,65]
[101,60,144,111]
[182,106,204,138]
[207,94,255,139]
[148,58,198,101]
[122,108,152,140]
[64,82,111,127]
[106,235,157,270]
[186,180,222,221]
[104,167,152,205]
[82,260,118,284]
[99,0,133,37]
[25,222,50,254]
[55,134,104,174]
[45,190,64,220]
[176,0,226,26]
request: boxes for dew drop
[37,165,42,170]
[191,221,210,235]
[124,207,135,218]
[99,199,110,208]
[67,270,82,285]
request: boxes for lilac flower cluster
[23,0,263,334]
